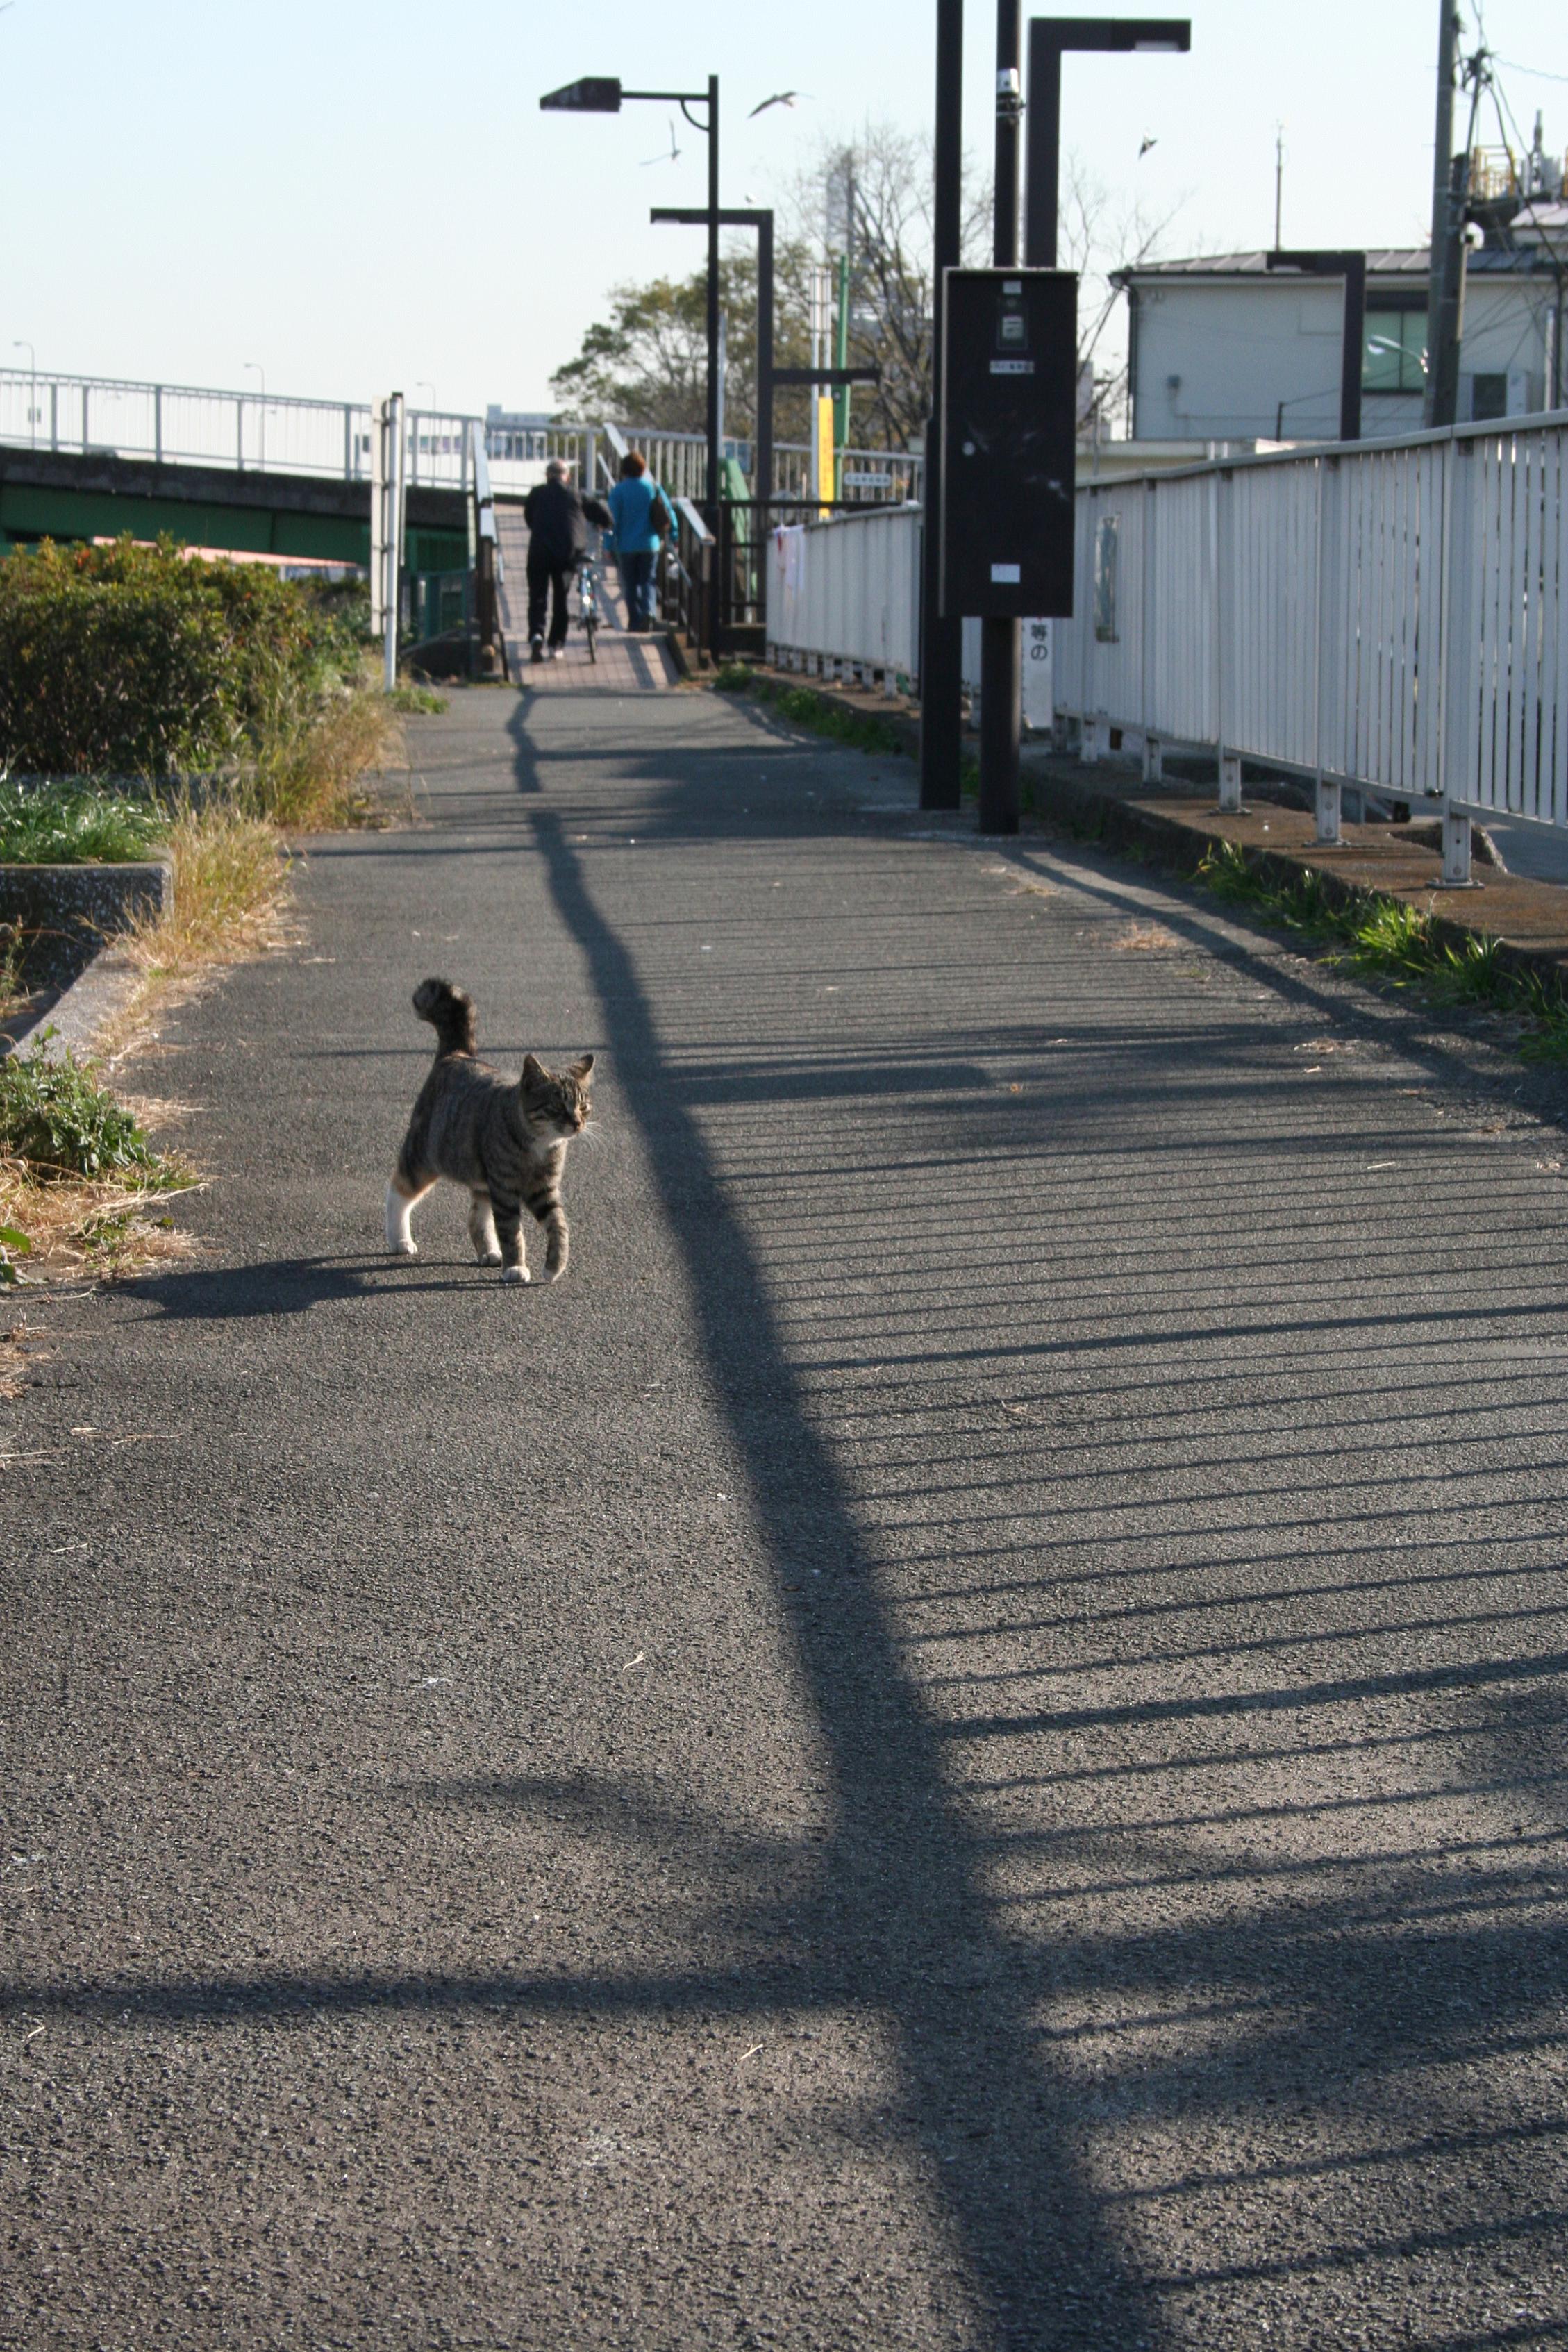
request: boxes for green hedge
[0,537,366,780]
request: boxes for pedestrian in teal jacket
[607,452,670,633]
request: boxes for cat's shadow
[128,1253,497,1320]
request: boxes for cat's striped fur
[385,978,594,1284]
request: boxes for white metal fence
[763,413,1568,881]
[764,509,1041,706]
[767,506,924,687]
[1056,411,1568,877]
[0,366,922,514]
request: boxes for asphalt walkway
[6,681,1568,2349]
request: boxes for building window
[1363,310,1426,394]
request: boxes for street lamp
[541,74,722,521]
[1265,251,1366,443]
[12,340,35,448]
[970,12,1188,833]
[1024,19,1190,269]
[244,361,266,472]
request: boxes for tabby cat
[385,978,594,1284]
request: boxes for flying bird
[642,120,681,166]
[1138,134,1158,158]
[750,90,805,117]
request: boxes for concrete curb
[734,673,923,759]
[8,942,144,1064]
[1019,763,1568,995]
[0,857,172,937]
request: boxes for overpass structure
[0,365,718,575]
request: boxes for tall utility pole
[705,74,721,517]
[978,0,1025,833]
[918,0,965,812]
[1274,125,1285,250]
[1424,6,1462,427]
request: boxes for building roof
[1126,247,1428,277]
[1120,243,1559,283]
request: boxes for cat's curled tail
[412,976,476,1058]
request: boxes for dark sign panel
[940,268,1078,618]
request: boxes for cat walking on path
[385,978,594,1284]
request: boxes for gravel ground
[4,681,1568,2349]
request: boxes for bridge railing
[766,505,924,686]
[1055,410,1568,878]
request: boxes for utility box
[940,268,1078,619]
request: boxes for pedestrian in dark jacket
[523,459,612,660]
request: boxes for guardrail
[1054,411,1568,882]
[766,506,923,688]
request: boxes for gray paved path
[6,681,1568,2349]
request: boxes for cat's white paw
[476,1246,503,1266]
[500,1265,530,1286]
[390,1240,417,1259]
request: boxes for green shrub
[0,538,368,783]
[0,1037,174,1182]
[0,776,167,864]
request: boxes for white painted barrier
[767,507,922,686]
[1055,413,1568,875]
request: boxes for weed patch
[0,777,167,865]
[388,682,449,715]
[124,798,289,985]
[0,1037,194,1283]
[0,1037,174,1182]
[726,673,909,758]
[1194,838,1568,1059]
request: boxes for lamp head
[540,76,623,112]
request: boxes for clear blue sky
[2,0,1563,416]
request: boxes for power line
[1494,56,1568,87]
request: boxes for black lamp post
[1265,250,1367,443]
[541,75,722,520]
[653,206,776,530]
[918,0,967,810]
[1023,19,1190,269]
[967,15,1187,832]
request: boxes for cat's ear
[569,1053,595,1082]
[521,1053,545,1084]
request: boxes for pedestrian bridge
[494,506,676,691]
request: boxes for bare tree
[785,124,992,452]
[1058,151,1185,439]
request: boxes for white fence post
[1214,467,1243,811]
[1438,435,1478,885]
[1312,455,1342,844]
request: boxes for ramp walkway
[496,503,676,690]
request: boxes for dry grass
[247,658,405,831]
[0,1153,198,1285]
[125,797,292,981]
[1114,920,1181,953]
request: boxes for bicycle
[575,544,603,665]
